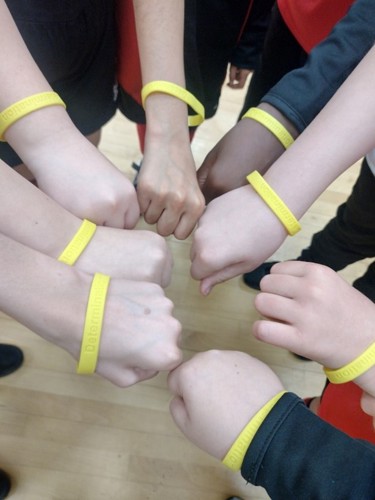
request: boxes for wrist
[5,105,76,168]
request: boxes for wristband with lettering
[0,91,66,141]
[242,107,294,150]
[222,391,287,471]
[141,80,205,127]
[247,171,301,236]
[77,273,111,374]
[324,341,375,384]
[58,219,97,266]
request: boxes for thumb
[200,261,248,295]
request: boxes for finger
[253,319,302,353]
[156,208,181,237]
[259,273,303,299]
[123,200,141,229]
[199,261,248,295]
[174,206,204,240]
[254,292,298,323]
[270,260,313,277]
[197,162,210,191]
[142,200,166,226]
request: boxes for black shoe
[242,261,279,290]
[0,469,11,499]
[0,344,24,377]
[353,265,375,303]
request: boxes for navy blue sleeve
[262,0,375,131]
[241,393,375,499]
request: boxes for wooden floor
[0,81,369,500]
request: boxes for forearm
[0,160,82,257]
[0,232,89,355]
[0,0,78,157]
[262,45,375,219]
[132,0,189,136]
[242,393,375,498]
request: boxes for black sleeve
[241,393,375,500]
[262,0,375,132]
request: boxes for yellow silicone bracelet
[58,219,97,266]
[324,341,375,384]
[242,107,294,149]
[77,273,111,374]
[247,171,301,236]
[0,91,66,141]
[222,391,287,471]
[141,80,205,127]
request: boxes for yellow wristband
[58,219,97,266]
[141,80,205,127]
[0,91,66,141]
[222,391,287,471]
[247,171,301,236]
[324,341,375,384]
[77,273,110,374]
[242,107,294,150]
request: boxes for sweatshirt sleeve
[240,393,375,499]
[262,0,375,131]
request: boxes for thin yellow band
[247,171,301,236]
[324,341,375,384]
[77,273,111,375]
[242,107,294,149]
[141,80,205,127]
[58,219,97,266]
[0,91,66,141]
[222,391,287,471]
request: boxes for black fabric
[299,159,375,271]
[241,393,375,499]
[261,0,375,132]
[2,0,117,166]
[239,4,306,115]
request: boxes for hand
[137,128,205,240]
[254,261,375,369]
[0,234,182,388]
[93,278,182,386]
[197,112,287,204]
[76,226,173,288]
[168,350,284,460]
[23,129,141,229]
[190,185,288,295]
[227,64,252,89]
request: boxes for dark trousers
[299,159,375,300]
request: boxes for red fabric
[277,0,355,53]
[317,382,375,443]
[116,0,143,105]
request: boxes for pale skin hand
[190,184,288,295]
[168,350,284,460]
[0,233,182,387]
[138,102,205,239]
[253,261,375,397]
[0,0,140,229]
[0,161,171,287]
[6,116,141,229]
[132,0,205,239]
[192,47,375,294]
